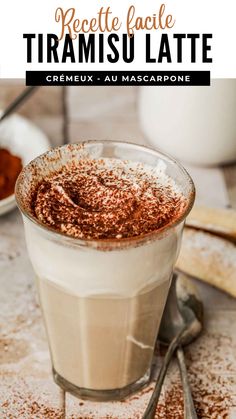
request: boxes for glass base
[52,367,151,401]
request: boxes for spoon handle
[0,86,39,123]
[177,347,198,419]
[142,327,186,419]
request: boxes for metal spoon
[142,273,203,419]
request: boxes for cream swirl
[32,159,186,239]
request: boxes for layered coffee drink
[16,141,194,400]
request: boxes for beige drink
[37,277,170,391]
[16,141,194,401]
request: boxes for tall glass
[15,141,194,401]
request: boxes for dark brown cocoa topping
[31,158,187,240]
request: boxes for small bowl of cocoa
[0,113,50,216]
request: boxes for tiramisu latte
[16,141,194,400]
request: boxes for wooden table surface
[0,85,236,419]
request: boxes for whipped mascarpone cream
[31,158,186,240]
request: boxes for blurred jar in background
[138,80,236,166]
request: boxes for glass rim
[15,140,195,248]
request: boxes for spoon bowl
[159,272,203,346]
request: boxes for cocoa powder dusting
[0,148,22,200]
[31,158,187,240]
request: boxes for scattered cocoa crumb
[0,338,29,364]
[31,158,187,240]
